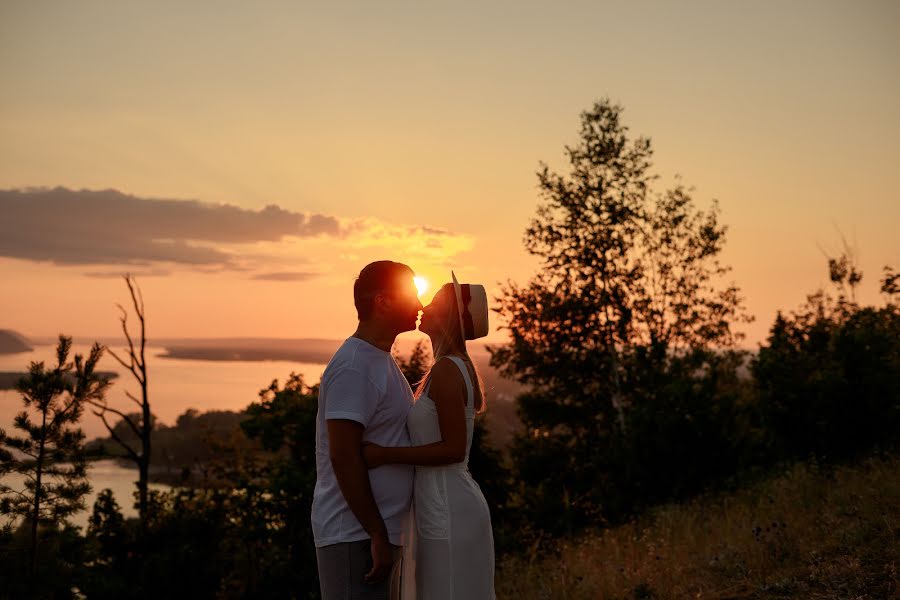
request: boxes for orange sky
[1,1,898,347]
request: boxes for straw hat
[451,271,489,340]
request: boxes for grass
[496,452,900,599]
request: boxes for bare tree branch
[107,347,141,383]
[86,399,143,440]
[94,410,140,463]
[116,302,137,363]
[126,275,148,374]
[124,390,143,409]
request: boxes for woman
[362,272,495,599]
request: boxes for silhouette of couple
[312,261,495,600]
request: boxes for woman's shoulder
[428,356,467,393]
[431,355,466,376]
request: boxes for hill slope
[498,453,900,599]
[0,329,32,354]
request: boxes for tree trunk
[139,322,150,529]
[30,408,48,576]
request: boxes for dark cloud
[417,225,451,236]
[83,268,171,279]
[0,187,343,268]
[251,271,320,282]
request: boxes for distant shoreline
[0,370,119,390]
[158,347,334,363]
[19,336,500,365]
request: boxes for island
[0,329,33,355]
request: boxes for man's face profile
[379,275,422,333]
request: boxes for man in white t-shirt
[312,261,423,600]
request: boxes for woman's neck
[428,335,466,360]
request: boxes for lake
[1,459,172,531]
[1,343,327,529]
[0,343,327,440]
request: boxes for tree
[881,265,899,304]
[490,99,751,529]
[753,253,900,460]
[221,373,322,595]
[87,274,154,529]
[78,375,323,599]
[0,335,109,575]
[392,339,431,387]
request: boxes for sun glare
[414,276,429,297]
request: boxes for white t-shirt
[311,336,415,547]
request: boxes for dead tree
[88,274,152,530]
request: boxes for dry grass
[497,453,900,599]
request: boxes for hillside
[0,329,32,354]
[497,452,900,599]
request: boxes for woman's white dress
[401,355,495,599]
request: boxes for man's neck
[352,322,396,353]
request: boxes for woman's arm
[363,358,468,468]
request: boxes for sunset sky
[2,1,898,347]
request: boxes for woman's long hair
[416,284,486,413]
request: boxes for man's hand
[364,531,395,584]
[361,442,386,469]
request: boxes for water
[1,459,171,531]
[1,343,326,529]
[0,344,326,440]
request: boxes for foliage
[0,520,87,600]
[88,274,154,528]
[753,254,900,461]
[87,408,248,482]
[77,373,322,599]
[0,335,108,584]
[497,451,900,599]
[491,99,751,532]
[392,339,431,388]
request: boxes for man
[312,261,423,599]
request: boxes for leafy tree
[0,335,108,576]
[215,373,321,596]
[392,339,431,387]
[87,408,247,483]
[490,99,751,530]
[881,265,899,303]
[754,254,900,460]
[80,374,322,599]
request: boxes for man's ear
[372,292,390,315]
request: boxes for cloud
[0,187,476,274]
[0,187,341,268]
[251,271,321,282]
[345,219,476,261]
[83,268,171,279]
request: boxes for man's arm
[327,418,394,583]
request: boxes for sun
[414,276,429,297]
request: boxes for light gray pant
[316,539,402,600]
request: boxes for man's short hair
[354,261,414,321]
